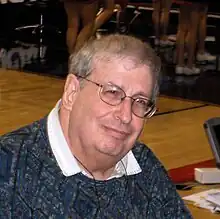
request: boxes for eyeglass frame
[77,75,157,118]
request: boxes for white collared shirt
[47,100,142,179]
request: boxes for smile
[103,126,130,139]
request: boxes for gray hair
[68,34,161,101]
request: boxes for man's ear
[62,74,80,111]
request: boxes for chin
[96,138,127,157]
[96,124,134,156]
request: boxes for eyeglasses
[77,76,156,118]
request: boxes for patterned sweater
[0,117,192,219]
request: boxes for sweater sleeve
[0,138,15,219]
[0,126,35,219]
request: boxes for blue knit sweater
[0,117,192,218]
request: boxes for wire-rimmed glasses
[77,76,156,118]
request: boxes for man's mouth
[103,125,130,139]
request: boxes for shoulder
[0,118,46,153]
[132,141,164,171]
[132,142,192,218]
[0,118,48,178]
[132,141,175,189]
[131,142,173,198]
[132,142,171,186]
[0,117,54,215]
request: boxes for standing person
[93,0,115,33]
[0,34,192,218]
[175,1,201,75]
[175,0,215,75]
[152,0,174,46]
[63,0,99,54]
[196,3,216,63]
[63,0,114,54]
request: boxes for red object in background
[168,159,216,183]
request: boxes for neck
[75,155,116,180]
[70,142,119,180]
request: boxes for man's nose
[114,97,132,124]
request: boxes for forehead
[92,57,154,96]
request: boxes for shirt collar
[47,100,142,178]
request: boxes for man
[0,34,192,218]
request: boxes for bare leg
[160,0,172,40]
[75,1,99,51]
[63,1,79,54]
[176,5,188,67]
[93,0,114,32]
[152,0,161,41]
[197,4,208,54]
[185,5,199,68]
[196,4,216,62]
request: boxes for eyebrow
[108,81,151,99]
[133,92,151,99]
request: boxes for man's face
[67,58,154,159]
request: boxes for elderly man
[0,34,192,218]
